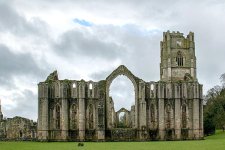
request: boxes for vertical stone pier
[61,98,68,140]
[79,81,85,141]
[174,83,181,139]
[42,98,49,140]
[138,81,146,140]
[158,83,165,140]
[193,83,200,139]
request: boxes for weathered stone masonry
[0,100,37,141]
[37,31,203,141]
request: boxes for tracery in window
[176,51,184,66]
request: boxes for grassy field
[1,131,225,150]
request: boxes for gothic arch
[105,65,140,129]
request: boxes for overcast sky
[0,0,225,120]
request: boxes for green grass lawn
[1,131,225,150]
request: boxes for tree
[204,73,225,135]
[220,73,225,88]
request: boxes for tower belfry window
[176,51,184,66]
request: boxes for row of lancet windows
[54,104,94,130]
[176,51,184,66]
[72,83,93,89]
[164,104,187,129]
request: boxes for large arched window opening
[109,75,135,128]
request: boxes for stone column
[138,81,147,140]
[97,101,105,141]
[193,83,200,139]
[37,99,42,139]
[139,81,146,127]
[78,81,85,141]
[42,97,49,140]
[61,98,68,140]
[37,84,42,140]
[158,83,165,140]
[174,83,181,140]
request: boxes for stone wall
[0,116,37,140]
[37,68,203,141]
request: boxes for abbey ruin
[37,31,203,141]
[0,100,37,140]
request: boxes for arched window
[166,104,171,128]
[89,83,93,89]
[88,104,94,129]
[71,82,77,98]
[176,51,184,66]
[55,104,60,129]
[150,84,154,91]
[98,102,104,128]
[150,104,155,123]
[70,104,77,129]
[72,83,76,88]
[89,83,93,98]
[182,105,187,128]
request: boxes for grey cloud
[86,24,162,82]
[0,44,48,88]
[0,1,48,37]
[54,29,126,60]
[95,24,162,80]
[90,70,111,81]
[3,89,37,120]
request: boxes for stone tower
[160,31,197,82]
[0,99,3,121]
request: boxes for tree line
[204,73,225,135]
